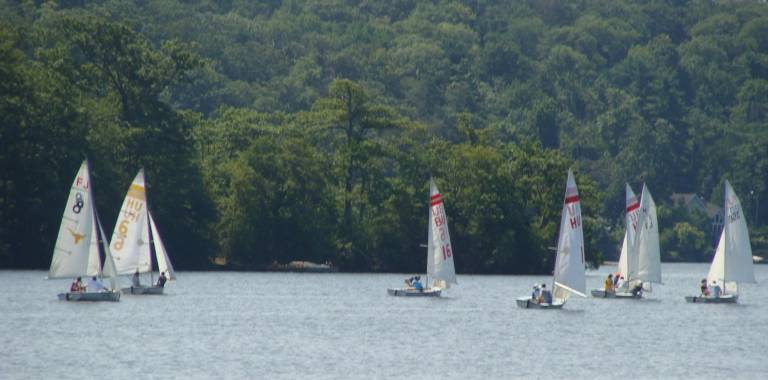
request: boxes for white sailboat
[388,178,457,297]
[517,169,586,309]
[592,184,661,298]
[110,169,175,295]
[686,180,755,303]
[49,160,120,302]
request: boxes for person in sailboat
[710,281,722,298]
[157,272,167,288]
[70,277,84,293]
[603,274,614,296]
[539,283,552,304]
[615,276,625,291]
[700,279,710,296]
[630,282,643,297]
[132,269,141,287]
[412,276,424,292]
[87,276,108,293]
[612,272,620,288]
[531,284,541,300]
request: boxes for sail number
[569,215,581,229]
[442,244,452,260]
[113,198,143,251]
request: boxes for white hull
[121,285,164,295]
[685,294,738,303]
[590,289,642,299]
[387,288,441,297]
[57,291,120,302]
[515,297,565,309]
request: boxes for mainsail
[426,178,456,289]
[110,169,151,275]
[707,180,755,294]
[49,161,101,278]
[635,184,661,284]
[552,169,587,301]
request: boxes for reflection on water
[1,263,767,379]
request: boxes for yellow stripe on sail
[127,184,146,200]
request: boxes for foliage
[3,1,768,272]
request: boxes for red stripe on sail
[430,193,442,200]
[430,199,443,206]
[564,195,580,204]
[626,202,640,212]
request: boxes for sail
[723,181,755,284]
[149,211,176,281]
[49,161,101,278]
[110,169,151,275]
[98,219,119,290]
[707,230,726,289]
[426,178,456,288]
[635,184,661,284]
[552,169,587,300]
[618,184,641,281]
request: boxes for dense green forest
[1,0,767,273]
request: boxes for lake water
[2,263,767,379]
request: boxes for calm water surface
[1,263,767,379]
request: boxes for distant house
[670,193,723,247]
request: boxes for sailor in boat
[157,272,168,288]
[86,276,108,293]
[699,279,710,296]
[539,283,552,304]
[132,269,141,287]
[531,284,541,300]
[710,281,722,298]
[412,276,424,292]
[630,282,643,297]
[603,274,614,296]
[615,276,626,291]
[70,277,84,293]
[612,272,620,288]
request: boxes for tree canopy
[2,0,767,272]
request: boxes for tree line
[1,0,767,272]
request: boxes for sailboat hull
[590,289,642,299]
[387,288,441,297]
[57,292,120,302]
[121,285,164,295]
[515,297,565,309]
[685,294,738,303]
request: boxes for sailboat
[388,178,457,297]
[110,169,176,295]
[592,184,661,298]
[517,169,586,309]
[686,180,755,303]
[49,160,120,302]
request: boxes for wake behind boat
[388,178,457,297]
[686,180,755,304]
[517,169,587,310]
[49,160,120,302]
[110,169,176,295]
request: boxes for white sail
[635,184,661,284]
[552,169,587,301]
[149,211,176,281]
[426,178,456,289]
[110,169,151,275]
[49,161,101,278]
[707,230,727,290]
[617,184,641,281]
[707,181,756,295]
[98,219,119,290]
